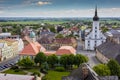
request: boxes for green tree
[74,54,88,67]
[60,54,75,69]
[34,52,46,67]
[107,59,120,77]
[50,27,56,33]
[93,64,111,76]
[47,54,58,68]
[18,57,34,68]
[67,54,75,69]
[2,28,7,32]
[55,34,64,38]
[60,55,68,69]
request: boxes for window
[95,35,97,38]
[88,41,90,43]
[95,41,97,43]
[95,27,97,29]
[88,43,90,46]
[95,30,97,33]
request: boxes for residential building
[56,46,76,56]
[0,33,24,52]
[20,41,46,59]
[0,39,18,61]
[85,7,106,50]
[54,37,77,49]
[96,29,120,64]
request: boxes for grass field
[3,69,27,75]
[44,70,70,80]
[0,20,69,25]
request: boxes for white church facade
[85,7,106,50]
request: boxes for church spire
[93,6,99,21]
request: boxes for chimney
[82,66,89,79]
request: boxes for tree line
[18,52,89,70]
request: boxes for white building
[85,7,106,50]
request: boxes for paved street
[77,39,100,68]
[0,55,20,72]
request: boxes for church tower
[92,6,100,39]
[85,6,106,50]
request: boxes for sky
[0,0,120,17]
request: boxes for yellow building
[0,39,18,61]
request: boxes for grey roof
[40,31,55,36]
[62,63,99,80]
[105,29,120,37]
[96,41,120,64]
[98,76,118,80]
[62,63,119,80]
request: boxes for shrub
[55,67,65,72]
[14,69,20,72]
[11,66,19,70]
[40,68,48,74]
[32,71,41,77]
[42,76,48,80]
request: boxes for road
[0,55,20,72]
[77,39,100,68]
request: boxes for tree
[107,59,120,77]
[93,64,111,76]
[47,54,58,68]
[18,57,34,68]
[2,28,7,32]
[74,54,88,67]
[50,27,56,33]
[34,52,46,67]
[60,55,68,69]
[60,54,75,69]
[55,34,64,38]
[67,54,75,69]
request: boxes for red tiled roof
[20,41,46,56]
[44,51,56,56]
[56,46,76,56]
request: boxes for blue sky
[0,0,120,17]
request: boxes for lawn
[44,70,70,80]
[2,67,40,75]
[0,20,69,25]
[24,68,40,73]
[3,69,27,75]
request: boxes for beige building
[0,39,18,61]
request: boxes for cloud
[0,10,4,14]
[38,1,51,6]
[0,8,120,17]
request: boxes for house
[20,41,46,59]
[56,46,76,56]
[85,7,106,50]
[0,73,36,80]
[62,63,118,80]
[0,39,19,61]
[0,33,24,52]
[54,37,77,49]
[96,29,120,64]
[38,28,55,44]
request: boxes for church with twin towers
[85,6,106,50]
